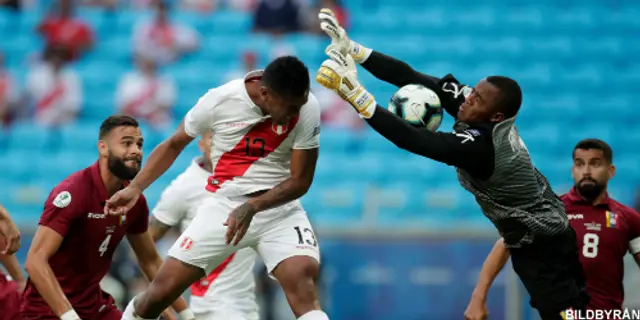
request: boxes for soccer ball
[387,84,443,131]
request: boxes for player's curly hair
[262,56,310,98]
[99,115,139,139]
[573,139,613,163]
[487,76,522,119]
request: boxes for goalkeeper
[315,8,589,320]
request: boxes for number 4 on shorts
[294,226,317,247]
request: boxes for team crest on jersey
[605,211,617,228]
[119,214,126,226]
[271,123,289,135]
[53,191,71,208]
[180,237,194,251]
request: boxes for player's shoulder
[47,166,94,207]
[608,198,639,218]
[197,80,245,107]
[299,92,321,117]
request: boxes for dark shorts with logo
[509,226,590,320]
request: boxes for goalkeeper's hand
[318,8,372,64]
[316,47,377,118]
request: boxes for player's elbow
[291,177,312,197]
[24,251,47,276]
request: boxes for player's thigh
[510,229,586,312]
[168,195,255,275]
[256,207,321,276]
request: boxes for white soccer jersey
[183,70,321,197]
[152,157,259,316]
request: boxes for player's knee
[275,256,320,301]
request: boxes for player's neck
[580,190,608,206]
[99,162,125,197]
[245,81,269,115]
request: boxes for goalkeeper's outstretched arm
[365,105,494,179]
[360,51,442,90]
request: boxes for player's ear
[608,164,616,179]
[97,140,109,157]
[259,86,269,100]
[490,112,505,122]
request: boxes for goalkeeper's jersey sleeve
[361,51,473,118]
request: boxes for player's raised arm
[318,9,440,88]
[318,8,470,119]
[105,89,220,216]
[316,49,493,178]
[464,238,511,320]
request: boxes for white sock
[298,310,330,320]
[122,297,158,320]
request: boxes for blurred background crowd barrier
[1,0,639,319]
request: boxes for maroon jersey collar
[566,187,612,208]
[89,161,129,202]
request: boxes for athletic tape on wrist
[60,309,80,320]
[178,308,196,320]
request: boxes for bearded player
[0,204,25,320]
[316,8,587,320]
[21,115,194,320]
[105,56,328,320]
[149,131,260,320]
[465,139,640,320]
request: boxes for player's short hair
[573,139,613,163]
[99,115,140,139]
[262,56,310,99]
[486,76,522,119]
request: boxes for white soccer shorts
[168,194,321,276]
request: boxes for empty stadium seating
[1,1,639,226]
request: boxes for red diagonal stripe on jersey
[206,117,299,193]
[191,253,236,297]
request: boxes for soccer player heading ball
[316,8,589,320]
[105,56,328,320]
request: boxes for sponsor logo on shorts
[180,237,194,251]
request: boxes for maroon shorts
[21,291,122,320]
[0,279,21,320]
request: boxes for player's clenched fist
[464,297,489,320]
[104,185,142,216]
[316,47,377,118]
[318,8,372,63]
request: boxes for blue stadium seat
[7,123,54,152]
[59,124,99,153]
[209,10,252,34]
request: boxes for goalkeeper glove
[316,47,377,118]
[318,8,372,64]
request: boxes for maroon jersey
[0,271,20,320]
[562,188,640,310]
[21,161,149,319]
